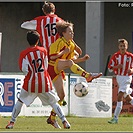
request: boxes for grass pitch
[0,116,133,132]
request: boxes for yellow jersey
[49,37,75,61]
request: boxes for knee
[68,59,74,67]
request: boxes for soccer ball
[73,82,89,97]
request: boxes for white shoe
[47,117,61,129]
[86,72,102,82]
[62,120,71,129]
[6,121,14,129]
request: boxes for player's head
[118,39,128,53]
[27,31,40,46]
[42,1,55,15]
[56,21,74,40]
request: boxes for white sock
[51,103,66,122]
[11,100,23,122]
[114,101,123,119]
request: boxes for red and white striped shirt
[21,14,62,52]
[108,51,133,76]
[19,46,53,93]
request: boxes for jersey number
[45,23,57,36]
[32,58,44,73]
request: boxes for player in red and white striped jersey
[21,1,62,54]
[6,31,70,129]
[108,39,133,124]
[108,49,133,76]
[19,40,52,93]
[19,31,53,93]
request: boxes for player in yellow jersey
[47,21,102,128]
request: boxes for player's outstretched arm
[72,40,82,55]
[73,54,90,64]
[21,20,37,30]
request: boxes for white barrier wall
[70,75,112,117]
[0,73,112,117]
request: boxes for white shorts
[19,89,60,107]
[116,75,132,95]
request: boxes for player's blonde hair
[118,39,128,46]
[56,21,74,37]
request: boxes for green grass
[0,116,133,132]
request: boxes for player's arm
[73,54,90,64]
[50,47,70,60]
[108,55,115,73]
[71,40,89,63]
[108,58,115,73]
[72,40,82,55]
[127,60,133,74]
[109,62,123,71]
[21,20,37,30]
[19,54,29,76]
[21,58,29,76]
[108,55,123,72]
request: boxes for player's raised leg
[57,60,102,83]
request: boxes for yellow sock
[70,64,90,78]
[58,100,63,106]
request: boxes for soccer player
[47,20,102,127]
[5,30,70,129]
[108,39,133,124]
[21,1,82,56]
[21,1,62,51]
